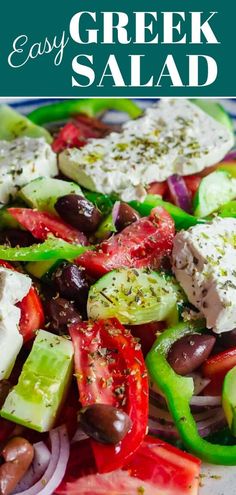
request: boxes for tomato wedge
[147,181,168,197]
[78,207,174,277]
[0,259,44,342]
[183,175,202,198]
[69,318,149,473]
[202,347,236,395]
[56,436,201,495]
[17,287,45,342]
[52,116,112,153]
[8,208,87,245]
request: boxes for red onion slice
[188,372,211,395]
[223,151,236,162]
[190,395,221,407]
[167,174,192,213]
[14,442,51,494]
[16,425,69,495]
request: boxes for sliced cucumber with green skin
[95,212,116,240]
[19,177,84,214]
[222,367,236,436]
[191,100,234,133]
[217,163,236,178]
[25,259,63,280]
[193,170,236,218]
[0,105,52,143]
[87,268,178,325]
[1,330,74,432]
[0,206,20,230]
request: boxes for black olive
[114,202,140,232]
[79,404,132,445]
[52,262,89,309]
[55,194,102,233]
[46,297,81,334]
[167,333,216,375]
[0,229,35,247]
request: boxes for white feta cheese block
[172,217,236,333]
[0,268,32,379]
[0,267,31,305]
[0,137,57,204]
[0,305,23,380]
[59,99,234,201]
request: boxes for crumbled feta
[0,266,31,305]
[0,137,57,204]
[59,99,234,201]
[172,217,236,333]
[0,268,32,379]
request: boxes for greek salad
[0,98,236,494]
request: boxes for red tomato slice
[78,207,175,278]
[183,175,202,198]
[17,287,45,342]
[69,318,149,473]
[52,122,86,153]
[129,322,165,357]
[52,116,111,153]
[202,347,236,380]
[8,208,87,245]
[0,259,44,342]
[147,181,168,197]
[55,436,200,495]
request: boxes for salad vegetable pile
[0,97,236,494]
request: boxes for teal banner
[0,0,234,96]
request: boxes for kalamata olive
[52,263,89,308]
[113,202,140,232]
[0,437,34,495]
[0,381,11,408]
[79,404,132,445]
[55,194,102,233]
[167,333,216,375]
[46,297,81,334]
[219,329,236,349]
[0,229,35,247]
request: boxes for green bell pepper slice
[28,98,142,125]
[129,195,205,230]
[83,190,116,215]
[218,200,236,218]
[0,237,91,262]
[146,323,236,465]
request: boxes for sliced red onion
[112,201,121,228]
[16,425,69,495]
[72,426,89,444]
[188,372,211,395]
[167,174,192,213]
[149,407,226,439]
[14,442,51,494]
[190,395,221,407]
[148,416,179,439]
[223,150,236,162]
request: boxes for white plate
[4,97,236,495]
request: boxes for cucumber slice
[87,268,178,325]
[25,259,63,280]
[0,206,20,230]
[193,170,236,218]
[1,330,74,432]
[191,100,234,133]
[0,105,52,143]
[223,366,236,436]
[19,177,84,214]
[95,212,116,239]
